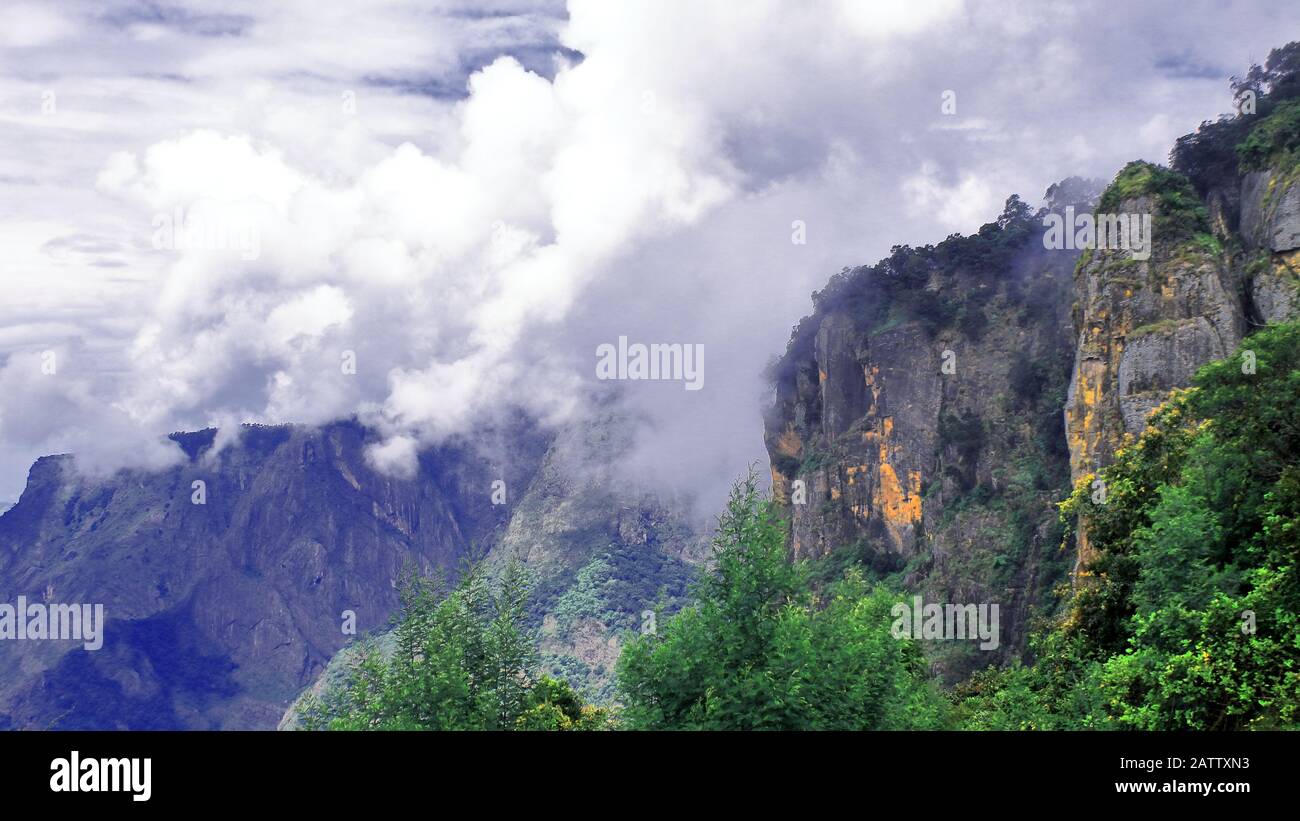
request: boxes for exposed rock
[1241,166,1300,252]
[489,412,705,702]
[0,419,545,729]
[1251,248,1300,323]
[764,191,1087,677]
[1065,188,1244,494]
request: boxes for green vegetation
[299,562,611,730]
[616,470,949,729]
[1127,318,1185,340]
[796,443,834,474]
[1237,98,1300,171]
[539,539,696,702]
[959,322,1300,729]
[771,195,1043,389]
[938,409,985,491]
[299,326,1298,731]
[1096,161,1211,245]
[1173,42,1300,192]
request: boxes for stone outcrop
[1064,191,1244,490]
[1065,152,1299,570]
[764,189,1092,677]
[1241,166,1300,323]
[0,420,546,729]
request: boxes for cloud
[0,344,182,480]
[902,162,1002,234]
[0,0,1295,509]
[0,3,77,49]
[364,433,420,479]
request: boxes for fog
[0,0,1292,515]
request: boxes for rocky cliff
[0,419,546,729]
[0,408,701,728]
[490,414,706,703]
[1063,164,1245,509]
[278,411,707,725]
[1066,86,1300,568]
[764,183,1096,678]
[765,47,1300,678]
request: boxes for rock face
[1064,189,1244,492]
[764,189,1092,677]
[0,409,701,728]
[487,413,706,703]
[0,420,546,729]
[768,312,935,560]
[1240,166,1300,324]
[1066,156,1300,519]
[1065,158,1300,569]
[1241,168,1300,254]
[764,154,1297,675]
[277,410,706,725]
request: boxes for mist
[0,0,1293,515]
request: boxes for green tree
[300,561,608,730]
[616,469,949,730]
[962,322,1300,730]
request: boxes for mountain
[488,414,706,703]
[762,183,1095,679]
[0,409,701,729]
[0,419,547,729]
[1066,91,1300,569]
[278,411,707,726]
[4,44,1298,730]
[762,49,1300,683]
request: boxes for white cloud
[0,0,1294,508]
[902,162,1001,233]
[0,3,76,48]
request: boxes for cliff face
[0,409,700,728]
[764,185,1094,677]
[0,420,546,729]
[489,413,706,703]
[277,411,705,725]
[1065,156,1300,568]
[1240,164,1300,321]
[769,310,936,559]
[766,79,1300,669]
[1064,171,1245,493]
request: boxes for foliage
[959,322,1300,729]
[1096,161,1210,245]
[299,561,609,730]
[769,195,1045,391]
[1236,98,1300,171]
[1173,42,1300,193]
[616,469,950,729]
[938,409,985,491]
[539,538,696,703]
[515,675,615,730]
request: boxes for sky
[0,0,1295,512]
